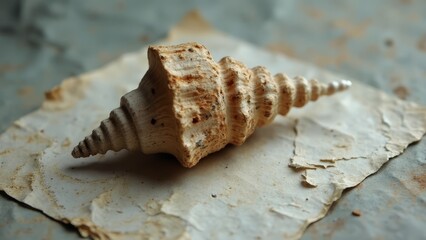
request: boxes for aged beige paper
[1,12,425,239]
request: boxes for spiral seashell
[72,42,351,167]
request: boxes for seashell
[72,42,351,167]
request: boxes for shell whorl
[219,56,351,145]
[72,42,351,167]
[71,104,140,158]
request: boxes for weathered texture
[72,42,350,167]
[1,25,425,239]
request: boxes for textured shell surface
[72,42,351,167]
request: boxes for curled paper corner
[168,10,218,41]
[301,171,318,188]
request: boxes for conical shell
[72,42,351,167]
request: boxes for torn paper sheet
[1,12,426,240]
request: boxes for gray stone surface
[1,0,425,239]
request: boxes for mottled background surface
[0,0,425,239]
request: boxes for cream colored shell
[72,42,351,167]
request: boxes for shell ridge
[218,57,234,144]
[72,42,351,167]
